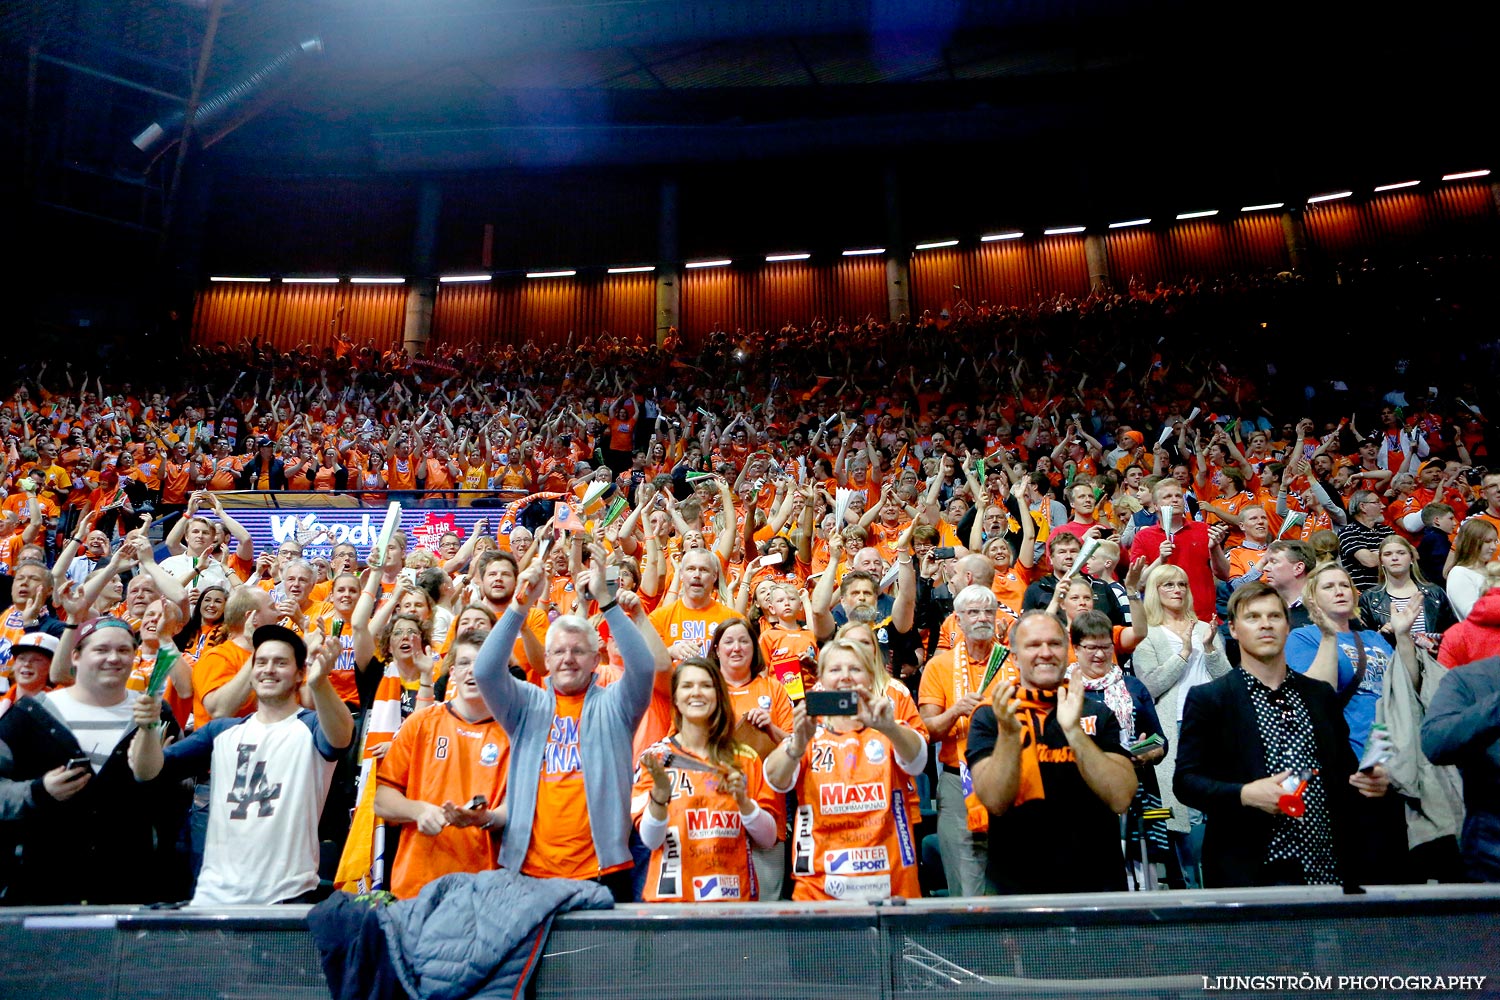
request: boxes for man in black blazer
[1174,582,1391,888]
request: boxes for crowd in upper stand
[1,254,1499,906]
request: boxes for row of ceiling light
[209,168,1490,284]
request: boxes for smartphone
[331,620,344,638]
[932,546,956,560]
[805,689,858,717]
[467,795,487,811]
[761,551,784,566]
[65,755,93,773]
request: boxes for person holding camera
[374,628,510,898]
[764,638,927,901]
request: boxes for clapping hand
[1056,668,1088,735]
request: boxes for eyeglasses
[1077,643,1114,657]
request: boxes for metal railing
[4,885,1498,1000]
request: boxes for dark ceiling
[1,0,1492,312]
[6,0,1491,177]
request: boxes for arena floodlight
[1240,202,1285,212]
[283,277,339,283]
[914,240,959,250]
[1373,180,1420,192]
[841,247,885,256]
[526,270,576,278]
[209,276,271,282]
[439,274,491,283]
[1307,191,1352,203]
[1442,169,1490,181]
[981,231,1024,241]
[607,265,656,273]
[351,277,406,284]
[685,259,731,269]
[1107,219,1151,229]
[1175,210,1218,220]
[765,252,811,262]
[1042,226,1085,235]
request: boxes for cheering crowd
[1,258,1500,907]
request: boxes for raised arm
[207,493,255,562]
[304,633,355,750]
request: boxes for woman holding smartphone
[763,639,928,901]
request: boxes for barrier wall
[5,885,1499,1000]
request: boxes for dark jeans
[594,867,635,903]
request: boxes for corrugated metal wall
[678,257,887,341]
[1107,213,1288,285]
[429,274,657,349]
[1303,181,1496,258]
[909,236,1090,311]
[192,182,1497,349]
[192,282,407,351]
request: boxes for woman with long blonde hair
[1358,534,1457,655]
[1128,562,1232,885]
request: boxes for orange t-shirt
[191,640,254,725]
[757,626,817,676]
[918,644,1013,767]
[377,702,510,899]
[522,690,625,880]
[160,461,192,504]
[315,613,361,705]
[648,598,737,658]
[631,740,769,902]
[386,455,418,491]
[726,673,796,835]
[788,722,920,901]
[208,457,242,492]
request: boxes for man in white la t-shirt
[129,624,353,905]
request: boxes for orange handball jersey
[788,723,920,901]
[631,740,770,902]
[377,702,510,899]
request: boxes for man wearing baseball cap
[130,623,353,905]
[0,632,57,717]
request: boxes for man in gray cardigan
[474,556,655,900]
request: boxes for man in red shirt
[1129,478,1231,623]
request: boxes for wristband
[62,622,79,630]
[598,599,619,614]
[649,791,669,807]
